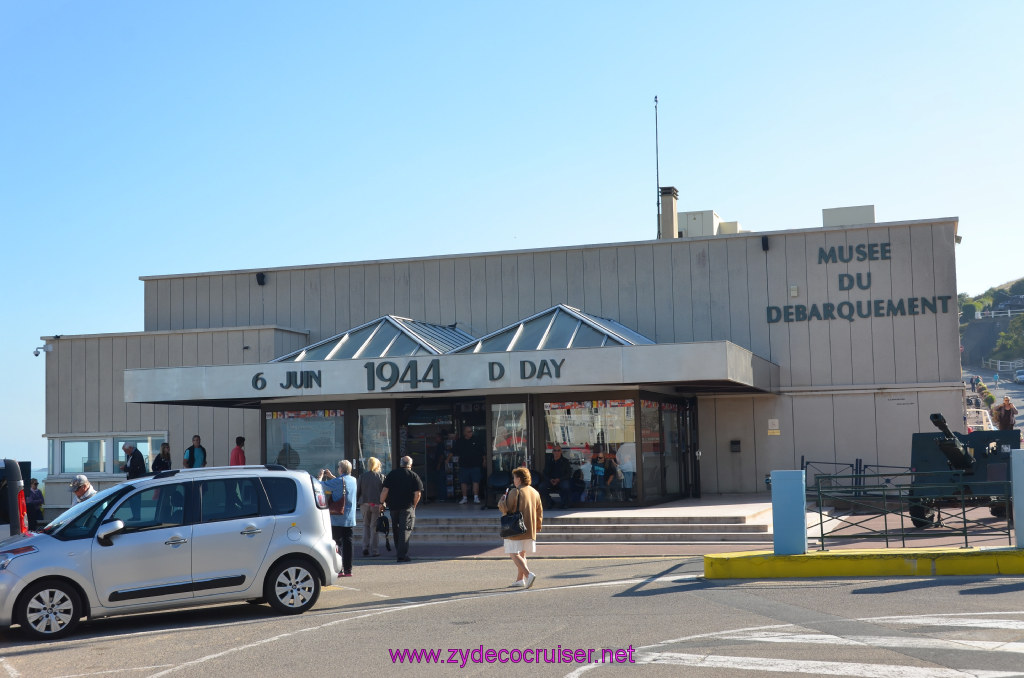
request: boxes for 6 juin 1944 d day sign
[766,243,953,324]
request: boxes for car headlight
[0,545,37,571]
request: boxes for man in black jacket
[380,456,423,562]
[122,442,147,480]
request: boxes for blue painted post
[1013,450,1024,548]
[772,470,807,555]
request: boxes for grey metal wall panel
[802,231,830,385]
[765,240,791,387]
[333,267,350,334]
[211,332,228,368]
[98,339,113,434]
[348,265,366,327]
[581,248,601,317]
[144,281,157,331]
[289,270,306,330]
[46,348,59,434]
[634,245,656,342]
[198,403,214,463]
[566,250,584,311]
[196,277,211,328]
[833,393,876,467]
[170,278,184,330]
[423,260,441,326]
[744,239,769,358]
[139,335,155,431]
[394,262,410,319]
[261,272,278,327]
[409,262,425,322]
[319,269,335,340]
[379,263,395,316]
[157,280,171,331]
[438,259,455,327]
[516,254,534,324]
[549,250,568,309]
[500,255,519,326]
[874,391,921,468]
[470,257,487,334]
[753,395,795,481]
[615,247,638,333]
[714,398,757,492]
[651,244,673,343]
[84,339,99,433]
[824,230,853,385]
[243,330,261,365]
[848,238,875,386]
[197,332,213,368]
[889,226,917,383]
[304,270,321,340]
[932,223,960,382]
[70,340,86,434]
[111,337,126,434]
[485,256,503,332]
[209,277,223,328]
[911,226,939,383]
[708,239,731,341]
[783,235,810,386]
[222,276,236,327]
[696,396,719,494]
[726,239,751,351]
[167,333,183,368]
[182,278,197,329]
[689,241,711,341]
[598,248,618,320]
[533,252,551,312]
[243,275,259,327]
[453,257,473,334]
[792,394,836,466]
[125,338,141,433]
[868,228,896,384]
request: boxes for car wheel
[263,559,320,615]
[16,580,82,640]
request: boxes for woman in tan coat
[498,466,543,589]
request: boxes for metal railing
[982,357,1024,372]
[975,309,1024,320]
[810,471,1012,551]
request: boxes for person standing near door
[453,425,484,504]
[380,456,423,562]
[184,435,207,468]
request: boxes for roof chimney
[659,186,679,239]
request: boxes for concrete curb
[704,547,1024,578]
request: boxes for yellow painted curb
[703,547,1024,579]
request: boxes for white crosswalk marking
[716,630,1024,653]
[879,616,1024,631]
[637,652,1024,677]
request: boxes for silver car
[0,466,342,639]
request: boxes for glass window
[478,331,514,353]
[332,325,376,360]
[383,333,419,357]
[261,477,298,515]
[491,403,528,473]
[301,339,340,361]
[509,314,553,351]
[569,323,606,348]
[357,323,400,358]
[47,486,129,540]
[111,483,188,531]
[198,477,263,522]
[543,399,634,503]
[265,410,345,477]
[540,310,580,350]
[115,435,166,475]
[61,440,105,474]
[359,408,392,475]
[641,400,662,503]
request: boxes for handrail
[982,357,1024,372]
[975,309,1024,320]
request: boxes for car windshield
[41,485,132,539]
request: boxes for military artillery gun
[907,413,1021,527]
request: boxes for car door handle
[164,537,189,545]
[240,527,262,536]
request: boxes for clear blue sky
[3,2,1022,473]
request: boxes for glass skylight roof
[274,316,476,363]
[451,304,654,354]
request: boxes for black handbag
[376,509,392,552]
[499,488,528,538]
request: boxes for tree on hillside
[994,315,1024,358]
[1010,279,1024,296]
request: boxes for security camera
[33,349,40,357]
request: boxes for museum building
[39,196,963,508]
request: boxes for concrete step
[400,531,773,544]
[394,515,753,526]
[542,523,769,534]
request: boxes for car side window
[260,477,298,515]
[111,483,188,532]
[198,477,262,523]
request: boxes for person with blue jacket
[319,460,358,577]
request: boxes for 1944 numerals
[364,359,443,391]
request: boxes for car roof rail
[153,469,181,479]
[264,464,289,471]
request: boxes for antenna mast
[654,95,661,238]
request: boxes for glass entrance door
[662,403,682,496]
[358,408,393,475]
